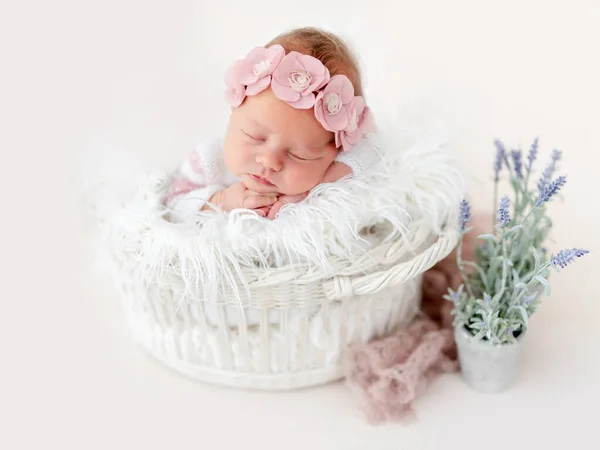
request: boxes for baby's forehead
[242,95,332,148]
[249,114,330,148]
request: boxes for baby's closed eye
[288,151,318,161]
[242,130,265,142]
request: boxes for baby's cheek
[286,163,328,193]
[224,141,251,174]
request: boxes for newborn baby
[164,27,381,221]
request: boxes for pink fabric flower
[223,46,376,143]
[314,75,356,132]
[224,45,285,106]
[238,45,285,96]
[271,51,330,109]
[225,60,246,107]
[336,96,375,151]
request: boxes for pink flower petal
[353,96,365,117]
[335,130,342,148]
[266,44,285,67]
[237,46,282,86]
[238,59,260,85]
[245,46,267,64]
[326,75,355,104]
[288,93,316,109]
[225,60,244,88]
[271,77,301,102]
[314,64,331,91]
[297,54,329,91]
[326,106,350,131]
[314,91,327,128]
[273,51,305,85]
[340,104,375,151]
[246,75,271,96]
[225,86,245,107]
[298,54,324,75]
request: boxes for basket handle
[323,227,459,300]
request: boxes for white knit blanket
[86,122,463,303]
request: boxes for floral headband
[224,44,374,152]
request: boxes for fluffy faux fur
[84,119,463,311]
[85,121,463,310]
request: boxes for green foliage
[444,141,583,345]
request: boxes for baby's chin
[265,181,315,196]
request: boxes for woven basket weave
[112,209,458,390]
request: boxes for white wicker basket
[110,208,458,390]
[95,129,462,390]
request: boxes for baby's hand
[206,182,278,214]
[264,161,353,220]
[267,193,308,220]
[320,161,353,184]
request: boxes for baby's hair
[266,27,364,97]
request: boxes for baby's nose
[256,151,283,172]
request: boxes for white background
[1,0,599,449]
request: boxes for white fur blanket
[84,121,463,303]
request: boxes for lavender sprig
[459,199,471,231]
[537,149,562,191]
[536,176,567,206]
[552,248,589,270]
[457,199,475,299]
[552,149,562,164]
[511,150,523,179]
[527,137,539,171]
[496,196,511,227]
[494,140,506,182]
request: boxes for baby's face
[223,88,338,195]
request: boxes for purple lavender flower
[494,140,506,182]
[537,149,563,191]
[496,196,511,227]
[536,176,566,206]
[523,294,536,305]
[552,149,562,163]
[552,248,589,270]
[511,150,523,178]
[527,137,539,171]
[459,199,471,231]
[484,293,491,304]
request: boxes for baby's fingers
[267,193,307,220]
[254,206,270,217]
[243,194,278,210]
[279,193,308,204]
[267,201,283,220]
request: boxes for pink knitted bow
[225,44,374,152]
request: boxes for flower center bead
[324,92,342,115]
[253,60,272,78]
[289,71,311,92]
